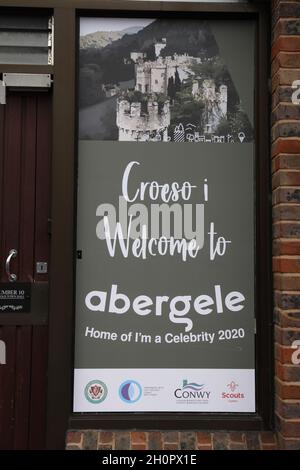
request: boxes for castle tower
[116,98,170,142]
[154,38,167,58]
[219,84,228,117]
[192,80,199,97]
[135,63,151,93]
[198,80,228,133]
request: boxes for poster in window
[74,17,256,412]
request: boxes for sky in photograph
[80,18,155,36]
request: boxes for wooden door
[0,91,51,449]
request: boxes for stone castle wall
[116,99,170,141]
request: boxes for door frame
[46,1,272,450]
[0,0,272,450]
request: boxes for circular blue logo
[119,380,142,403]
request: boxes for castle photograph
[79,18,253,143]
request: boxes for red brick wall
[66,430,277,451]
[66,0,300,450]
[272,0,300,450]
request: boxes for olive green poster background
[75,19,255,371]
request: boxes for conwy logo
[84,380,108,404]
[174,380,211,402]
[119,380,142,404]
[222,381,244,401]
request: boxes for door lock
[36,262,48,274]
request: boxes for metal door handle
[6,249,18,282]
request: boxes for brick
[273,69,300,92]
[275,52,300,71]
[260,431,277,445]
[197,432,212,445]
[66,444,82,450]
[272,139,300,157]
[162,431,179,444]
[99,431,113,444]
[131,432,146,444]
[163,443,180,450]
[274,308,300,327]
[115,432,130,450]
[131,444,147,450]
[274,3,300,22]
[272,103,300,125]
[272,37,300,60]
[275,342,294,364]
[273,204,300,221]
[276,361,300,381]
[148,432,162,450]
[66,431,82,445]
[272,56,280,76]
[273,187,300,204]
[276,396,300,419]
[98,444,113,450]
[245,432,260,450]
[275,291,300,309]
[180,431,196,450]
[273,256,300,271]
[273,170,300,188]
[273,240,300,256]
[276,414,300,437]
[273,154,300,172]
[274,324,300,345]
[276,377,300,399]
[197,444,213,450]
[272,86,293,109]
[273,122,300,141]
[229,442,246,450]
[212,432,230,450]
[277,432,300,450]
[274,223,300,238]
[272,105,300,125]
[274,19,300,39]
[82,430,97,450]
[229,432,245,444]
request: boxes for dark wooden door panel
[0,93,51,283]
[1,96,22,281]
[35,94,51,283]
[19,96,38,283]
[28,326,48,449]
[0,326,16,450]
[0,325,48,449]
[13,325,31,449]
[0,91,51,449]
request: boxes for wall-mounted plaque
[0,283,31,313]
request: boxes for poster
[74,17,256,412]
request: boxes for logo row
[85,379,245,405]
[85,380,142,404]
